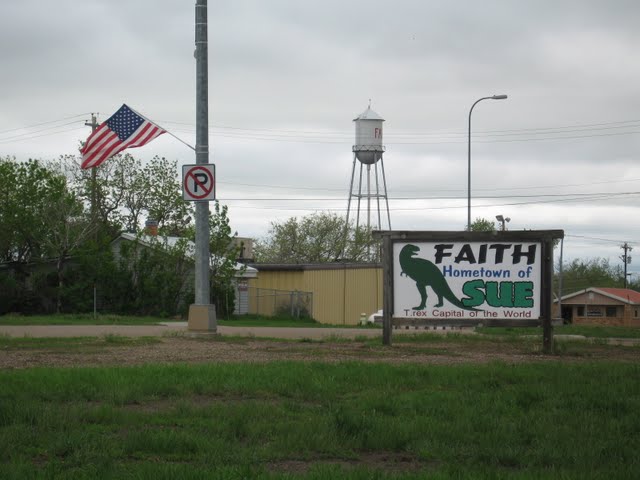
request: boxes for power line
[0,121,84,142]
[3,114,640,147]
[216,190,640,202]
[565,234,630,245]
[0,113,92,145]
[219,191,640,211]
[211,128,640,145]
[159,118,640,145]
[414,192,640,210]
[0,113,90,136]
[385,130,640,146]
[158,117,640,138]
[217,176,640,195]
[0,125,86,145]
[468,177,640,193]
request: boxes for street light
[467,94,508,230]
[496,214,510,231]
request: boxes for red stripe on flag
[81,124,110,154]
[85,131,118,157]
[81,132,119,168]
[88,138,126,168]
[126,123,154,148]
[133,125,163,147]
[83,135,123,169]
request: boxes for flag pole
[127,105,196,151]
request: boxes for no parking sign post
[182,164,216,201]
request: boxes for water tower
[345,103,392,235]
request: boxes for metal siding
[303,267,382,325]
[303,269,347,325]
[249,267,382,325]
[249,271,305,316]
[343,268,383,325]
[252,271,304,291]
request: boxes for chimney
[233,236,254,262]
[145,219,158,236]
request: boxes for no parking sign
[182,164,216,201]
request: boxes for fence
[91,282,234,319]
[247,287,313,319]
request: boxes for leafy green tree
[184,201,240,317]
[68,154,193,236]
[254,212,377,263]
[114,235,194,316]
[0,157,99,313]
[57,236,123,313]
[0,157,72,263]
[555,258,625,295]
[40,188,95,313]
[0,153,241,317]
[145,156,194,236]
[469,217,496,232]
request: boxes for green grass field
[477,324,640,339]
[1,361,638,479]
[0,313,383,329]
[2,314,640,338]
[0,334,160,351]
[218,314,335,328]
[0,314,170,326]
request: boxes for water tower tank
[344,103,392,252]
[353,105,385,165]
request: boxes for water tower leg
[356,162,364,232]
[366,164,372,232]
[343,154,358,258]
[380,157,392,230]
[374,159,382,231]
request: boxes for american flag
[81,104,165,169]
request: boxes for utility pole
[84,113,99,308]
[621,243,633,288]
[84,114,99,230]
[188,0,216,332]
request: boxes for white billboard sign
[393,241,541,320]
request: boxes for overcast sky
[1,0,639,275]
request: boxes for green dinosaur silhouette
[399,244,480,311]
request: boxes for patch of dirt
[0,336,638,369]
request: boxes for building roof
[557,287,640,305]
[248,262,382,272]
[116,232,258,278]
[353,105,384,122]
[597,288,640,304]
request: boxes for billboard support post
[375,230,564,351]
[541,237,555,353]
[382,234,393,346]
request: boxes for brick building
[555,287,640,327]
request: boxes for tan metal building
[248,263,383,325]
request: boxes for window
[635,309,639,318]
[577,306,585,316]
[606,306,617,317]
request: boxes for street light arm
[467,94,508,230]
[467,97,492,230]
[469,95,509,122]
[469,96,494,120]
